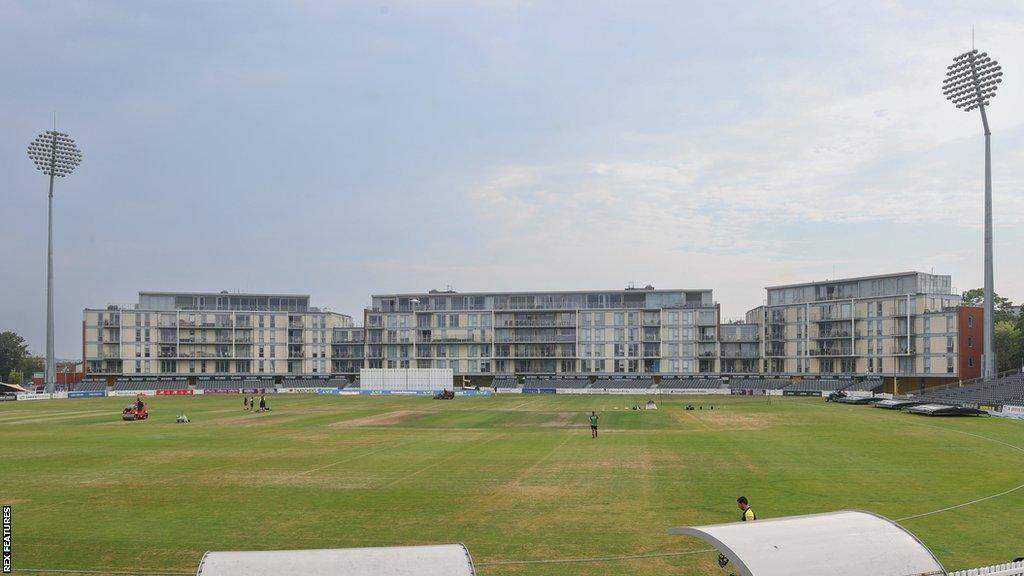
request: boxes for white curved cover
[196,544,475,576]
[668,510,945,576]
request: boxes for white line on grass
[790,400,1024,522]
[380,434,508,488]
[896,482,1024,522]
[272,441,416,485]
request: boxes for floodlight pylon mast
[943,49,1002,380]
[27,129,83,393]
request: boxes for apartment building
[83,292,352,380]
[81,273,983,387]
[364,287,720,376]
[718,322,761,374]
[745,272,983,386]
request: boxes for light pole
[943,49,1002,380]
[27,130,83,393]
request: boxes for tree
[20,356,44,378]
[7,369,23,385]
[994,321,1024,373]
[960,288,1017,324]
[0,331,30,382]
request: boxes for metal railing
[948,560,1024,576]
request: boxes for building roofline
[83,306,350,317]
[765,271,946,291]
[370,288,712,298]
[139,291,312,299]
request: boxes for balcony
[815,330,852,339]
[331,352,365,359]
[812,313,851,322]
[809,348,855,357]
[288,321,304,329]
[720,350,760,358]
[497,320,577,328]
[493,335,573,344]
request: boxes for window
[968,356,975,368]
[968,315,974,328]
[968,336,974,349]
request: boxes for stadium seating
[784,379,852,392]
[727,378,791,390]
[281,378,334,389]
[913,371,1024,406]
[327,377,350,389]
[843,379,883,392]
[589,376,656,390]
[112,379,187,391]
[656,377,724,390]
[193,379,272,390]
[75,381,107,391]
[491,376,518,389]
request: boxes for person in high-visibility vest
[737,496,756,521]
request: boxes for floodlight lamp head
[943,49,1002,112]
[26,130,83,177]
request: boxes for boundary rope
[14,565,192,569]
[475,547,717,566]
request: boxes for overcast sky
[2,1,1023,358]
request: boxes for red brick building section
[958,306,984,381]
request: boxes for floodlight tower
[27,130,83,393]
[943,49,1002,380]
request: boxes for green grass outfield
[1,394,1023,575]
